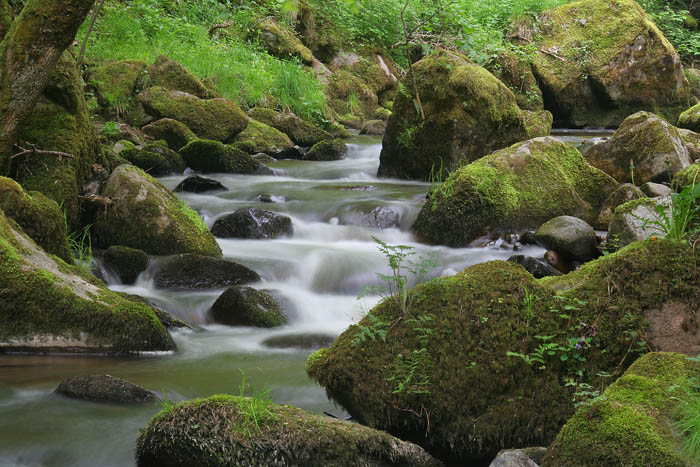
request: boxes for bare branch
[11,143,74,160]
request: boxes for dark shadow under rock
[507,255,561,279]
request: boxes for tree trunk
[0,0,95,174]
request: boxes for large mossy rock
[179,139,272,175]
[141,118,197,151]
[525,0,691,127]
[252,18,314,65]
[486,49,544,111]
[103,245,149,284]
[307,239,700,464]
[542,352,698,466]
[138,87,247,142]
[0,177,71,262]
[93,165,221,257]
[0,210,175,354]
[147,55,212,99]
[15,51,101,228]
[674,162,700,188]
[378,50,528,181]
[121,142,186,176]
[247,107,330,147]
[325,68,379,121]
[678,102,700,133]
[413,137,618,247]
[136,394,443,467]
[229,119,294,155]
[583,112,690,184]
[88,59,147,108]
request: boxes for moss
[122,143,186,176]
[325,69,379,121]
[103,245,149,284]
[180,139,268,174]
[253,18,314,65]
[308,239,700,464]
[87,59,147,113]
[248,107,330,147]
[138,86,247,142]
[93,165,221,257]
[486,49,544,111]
[136,394,440,467]
[142,118,197,151]
[529,0,691,127]
[522,110,553,138]
[229,119,293,155]
[543,353,698,466]
[684,69,700,100]
[147,55,211,99]
[378,49,528,180]
[211,287,287,328]
[0,210,175,354]
[674,162,700,188]
[304,138,347,161]
[678,103,700,132]
[15,51,100,229]
[413,136,617,246]
[0,177,71,261]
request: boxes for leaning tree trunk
[0,0,95,174]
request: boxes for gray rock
[348,206,401,229]
[608,197,671,248]
[640,182,672,198]
[594,183,643,230]
[489,447,546,467]
[534,216,599,262]
[174,175,226,193]
[210,286,286,327]
[154,254,260,289]
[211,208,293,239]
[56,375,155,404]
[508,255,561,278]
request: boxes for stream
[0,130,607,466]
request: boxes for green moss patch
[229,120,293,155]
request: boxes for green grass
[78,0,328,124]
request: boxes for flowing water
[0,130,607,466]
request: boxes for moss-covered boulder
[15,51,101,229]
[584,112,690,184]
[210,286,286,327]
[180,139,272,174]
[326,69,379,121]
[247,107,330,147]
[142,118,197,151]
[0,210,175,354]
[304,138,347,161]
[92,165,221,257]
[522,110,553,138]
[56,374,156,404]
[679,128,700,162]
[136,394,443,467]
[153,254,260,289]
[524,0,691,127]
[147,55,212,99]
[413,137,618,246]
[88,59,147,110]
[307,239,700,464]
[229,119,294,155]
[594,183,643,230]
[542,352,698,466]
[674,162,700,188]
[486,49,544,111]
[377,49,529,181]
[138,87,247,142]
[252,18,314,65]
[678,102,700,132]
[0,177,71,262]
[360,119,387,136]
[122,143,186,176]
[103,245,149,284]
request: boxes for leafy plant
[351,313,388,346]
[235,369,276,435]
[387,314,434,395]
[61,203,93,274]
[102,121,121,139]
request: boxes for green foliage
[61,202,92,274]
[78,0,327,124]
[102,121,121,139]
[235,370,276,435]
[351,313,388,346]
[638,170,700,242]
[671,356,700,462]
[637,0,700,63]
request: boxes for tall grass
[78,0,327,123]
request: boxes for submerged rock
[307,239,700,464]
[211,208,293,239]
[210,287,286,328]
[136,394,443,467]
[56,375,155,404]
[413,137,617,247]
[103,245,149,284]
[174,175,226,193]
[378,49,528,180]
[93,165,221,257]
[523,0,690,127]
[154,254,260,289]
[534,216,599,263]
[543,352,698,466]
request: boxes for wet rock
[120,292,201,331]
[251,153,278,163]
[211,208,293,239]
[523,0,690,127]
[255,193,285,203]
[490,447,546,467]
[275,145,307,160]
[136,394,443,467]
[508,255,561,278]
[359,119,386,136]
[413,137,617,247]
[93,165,221,257]
[210,287,287,328]
[583,112,690,184]
[179,139,272,175]
[174,175,226,193]
[608,197,671,248]
[303,138,347,161]
[154,254,260,289]
[56,375,155,404]
[351,206,401,229]
[640,182,672,198]
[378,49,528,180]
[594,183,643,230]
[103,245,149,284]
[142,118,197,151]
[262,333,335,350]
[534,216,599,263]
